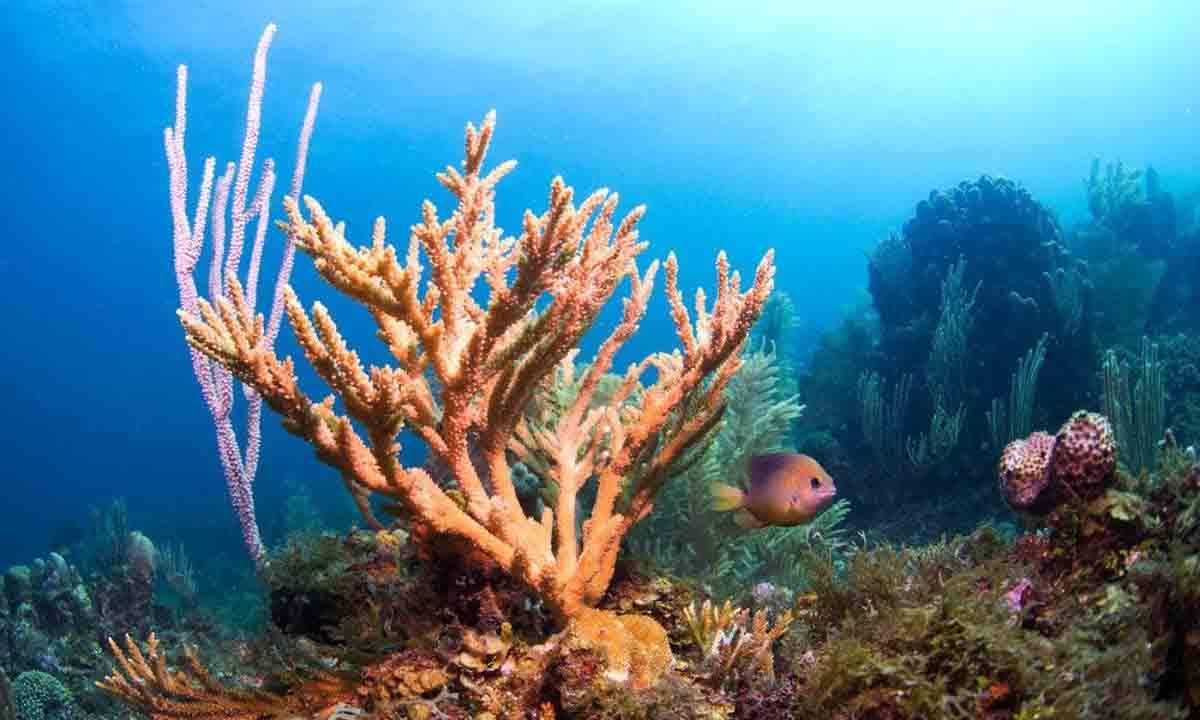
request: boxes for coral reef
[1,553,99,707]
[98,634,347,720]
[87,529,726,718]
[25,412,1188,720]
[0,505,252,720]
[802,158,1198,538]
[869,176,1075,406]
[682,598,793,688]
[846,176,1098,524]
[91,20,790,720]
[781,435,1199,718]
[177,50,774,622]
[37,18,1200,720]
[82,461,1200,719]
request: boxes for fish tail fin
[734,509,768,530]
[710,482,745,512]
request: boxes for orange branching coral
[683,599,794,687]
[96,634,342,719]
[179,108,775,621]
[683,598,744,653]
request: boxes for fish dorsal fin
[748,453,802,488]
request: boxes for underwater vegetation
[77,424,1200,720]
[792,147,1200,539]
[5,432,1200,718]
[855,174,1095,518]
[3,19,1200,720]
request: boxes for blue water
[1,1,1197,568]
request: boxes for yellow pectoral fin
[733,509,768,529]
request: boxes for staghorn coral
[508,354,637,513]
[682,599,743,655]
[176,25,774,624]
[682,599,794,689]
[97,634,348,719]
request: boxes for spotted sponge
[1052,410,1116,500]
[999,431,1057,513]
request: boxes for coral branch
[97,634,326,719]
[178,36,774,620]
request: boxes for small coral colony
[5,23,1200,720]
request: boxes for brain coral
[1052,410,1116,500]
[999,431,1057,513]
[11,670,72,720]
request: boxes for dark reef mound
[1148,225,1200,335]
[869,175,1094,429]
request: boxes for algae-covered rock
[10,671,72,720]
[554,608,673,712]
[4,567,32,608]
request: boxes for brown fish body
[711,453,837,529]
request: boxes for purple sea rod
[165,23,321,563]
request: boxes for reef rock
[553,608,673,713]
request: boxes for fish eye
[810,477,821,489]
